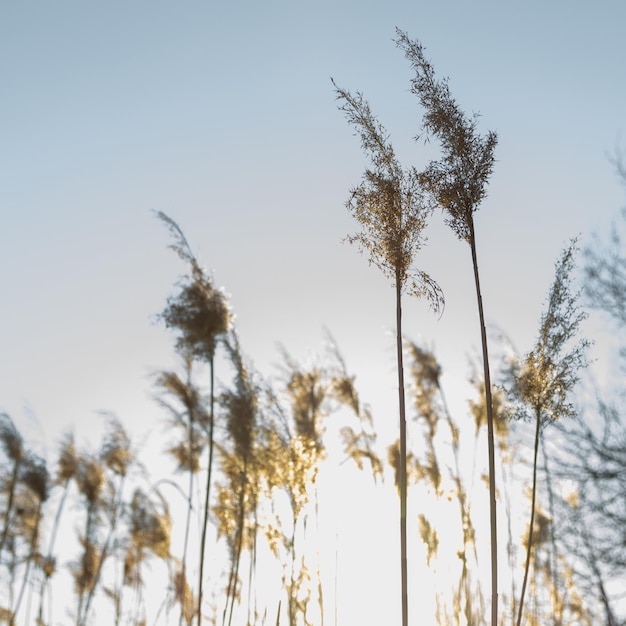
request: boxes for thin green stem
[516,410,541,626]
[469,225,498,626]
[541,437,561,625]
[289,516,297,626]
[38,479,71,625]
[438,382,480,622]
[314,483,324,626]
[395,275,408,626]
[197,355,215,626]
[12,503,42,623]
[82,473,127,625]
[176,361,198,626]
[226,458,248,626]
[76,502,96,626]
[246,497,259,626]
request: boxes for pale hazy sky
[3,0,625,464]
[1,3,625,621]
[2,1,623,435]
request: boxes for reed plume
[333,70,442,626]
[396,28,498,625]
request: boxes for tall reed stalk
[219,334,258,626]
[197,352,215,626]
[37,432,78,626]
[157,211,231,625]
[396,29,498,625]
[154,361,204,625]
[333,78,442,626]
[79,417,133,624]
[10,454,48,625]
[509,241,589,625]
[73,454,105,626]
[407,342,485,624]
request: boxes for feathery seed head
[510,240,590,427]
[333,79,443,313]
[407,342,441,387]
[173,566,196,624]
[72,540,102,595]
[168,440,202,474]
[129,489,172,560]
[0,413,24,463]
[407,342,442,434]
[76,456,105,504]
[395,29,497,244]
[330,376,360,416]
[469,379,509,442]
[287,369,326,448]
[56,432,79,483]
[100,415,133,476]
[161,278,231,362]
[21,454,49,502]
[157,212,231,361]
[221,333,259,458]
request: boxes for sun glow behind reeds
[0,314,599,625]
[139,349,499,626]
[0,212,595,626]
[4,3,626,623]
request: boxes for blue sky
[3,1,624,439]
[1,2,625,622]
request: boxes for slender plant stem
[197,355,215,626]
[289,516,297,626]
[246,498,258,626]
[179,394,195,626]
[516,410,541,626]
[226,458,248,626]
[540,437,560,624]
[438,382,477,621]
[222,477,240,626]
[222,521,237,625]
[12,503,42,622]
[469,224,498,626]
[77,502,96,626]
[114,552,123,626]
[38,479,71,625]
[314,483,324,626]
[395,275,408,626]
[82,473,127,625]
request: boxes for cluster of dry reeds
[333,28,594,626]
[3,29,623,626]
[0,216,596,626]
